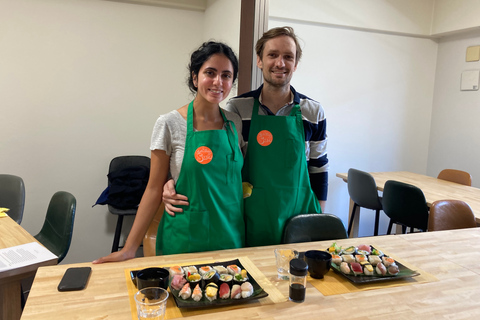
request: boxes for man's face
[257,35,297,89]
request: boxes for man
[164,26,328,247]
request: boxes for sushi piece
[368,255,382,266]
[227,265,241,275]
[364,264,374,276]
[371,247,383,256]
[342,254,355,264]
[219,273,233,287]
[328,242,342,254]
[234,269,249,285]
[376,262,387,276]
[241,282,254,298]
[205,283,218,301]
[169,265,184,278]
[355,254,368,263]
[182,265,198,276]
[356,244,372,254]
[382,256,396,267]
[198,266,213,276]
[388,265,400,275]
[171,274,187,291]
[231,284,242,299]
[340,262,351,274]
[202,270,219,287]
[331,254,342,265]
[219,283,231,299]
[342,246,356,255]
[187,273,201,289]
[213,265,228,274]
[350,262,363,276]
[179,283,192,300]
[192,284,202,302]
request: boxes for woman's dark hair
[188,41,239,93]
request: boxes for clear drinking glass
[274,248,299,280]
[134,287,169,320]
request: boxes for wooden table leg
[0,279,22,320]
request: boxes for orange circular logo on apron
[194,146,213,164]
[257,130,273,147]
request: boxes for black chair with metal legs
[282,213,348,244]
[0,174,25,224]
[347,168,383,236]
[382,180,429,234]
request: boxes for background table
[0,216,57,320]
[21,228,480,319]
[337,171,480,237]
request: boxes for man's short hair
[255,26,302,65]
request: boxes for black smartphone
[57,267,92,292]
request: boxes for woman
[93,41,244,262]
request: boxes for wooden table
[337,171,480,237]
[21,228,480,319]
[0,216,57,320]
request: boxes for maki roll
[219,283,230,299]
[213,265,228,274]
[171,274,187,291]
[179,283,192,300]
[350,262,363,276]
[328,242,342,254]
[231,284,242,299]
[205,283,218,301]
[234,270,248,285]
[198,266,213,276]
[368,255,382,266]
[364,264,374,276]
[227,265,241,275]
[187,273,201,289]
[182,265,198,276]
[331,254,342,265]
[376,262,387,276]
[169,265,184,278]
[219,273,233,287]
[342,246,356,255]
[192,284,202,302]
[342,254,355,264]
[202,270,219,287]
[241,282,254,298]
[340,262,351,274]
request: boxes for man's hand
[163,179,189,216]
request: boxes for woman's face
[192,53,234,105]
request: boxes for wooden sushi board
[124,256,285,320]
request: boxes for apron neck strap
[187,100,228,132]
[253,99,300,117]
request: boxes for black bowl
[136,267,170,290]
[304,250,332,279]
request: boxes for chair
[108,155,150,252]
[143,203,164,257]
[428,200,477,231]
[0,174,25,224]
[437,169,472,186]
[382,180,429,234]
[282,213,348,244]
[347,168,383,236]
[34,191,76,263]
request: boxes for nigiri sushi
[192,284,202,302]
[198,266,213,276]
[350,262,363,276]
[376,262,387,276]
[182,265,198,276]
[340,262,351,274]
[171,274,187,290]
[356,244,371,254]
[331,254,342,265]
[213,265,228,274]
[355,254,367,263]
[382,256,396,267]
[368,255,382,266]
[342,254,355,263]
[179,283,192,300]
[231,284,242,299]
[205,283,218,301]
[364,264,374,276]
[169,265,184,278]
[219,283,230,299]
[241,282,254,298]
[227,265,241,275]
[388,265,399,275]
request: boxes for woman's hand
[92,249,136,264]
[162,179,189,216]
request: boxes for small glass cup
[134,287,169,320]
[274,248,299,280]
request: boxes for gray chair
[34,191,76,263]
[282,213,348,244]
[108,155,150,252]
[347,168,383,236]
[0,174,25,224]
[382,180,429,234]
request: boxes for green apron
[243,99,321,247]
[156,101,245,255]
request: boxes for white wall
[427,31,480,187]
[0,0,205,263]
